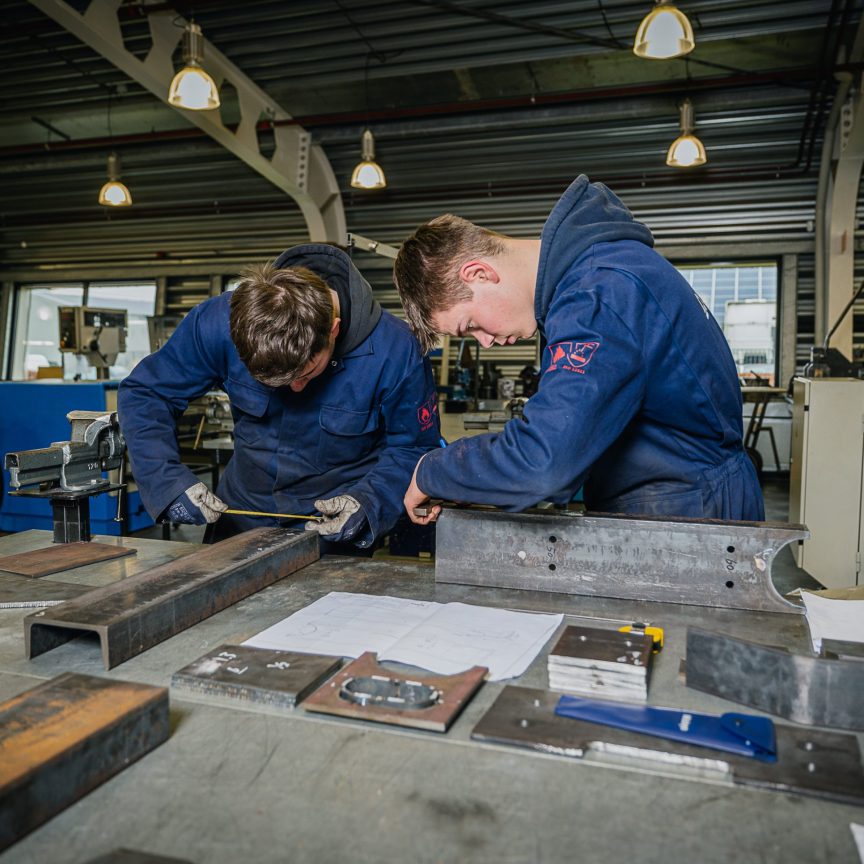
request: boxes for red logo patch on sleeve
[546,341,599,374]
[418,394,439,431]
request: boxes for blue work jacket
[119,246,440,540]
[417,177,764,521]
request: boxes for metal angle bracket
[471,686,864,807]
[435,509,807,614]
[685,627,864,732]
[24,528,319,669]
[29,0,346,243]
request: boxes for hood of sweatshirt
[534,176,654,321]
[274,243,382,355]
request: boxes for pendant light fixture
[350,51,387,190]
[666,98,707,168]
[98,152,132,207]
[168,20,221,111]
[633,1,695,60]
[350,128,387,189]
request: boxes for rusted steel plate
[171,644,341,708]
[24,528,319,669]
[303,651,486,732]
[0,672,169,852]
[0,541,136,578]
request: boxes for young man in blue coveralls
[395,176,765,525]
[119,244,441,550]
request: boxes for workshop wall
[1,0,861,375]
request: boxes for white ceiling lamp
[350,129,387,190]
[168,21,221,111]
[98,152,132,207]
[634,1,695,60]
[666,98,707,168]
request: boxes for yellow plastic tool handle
[223,508,323,521]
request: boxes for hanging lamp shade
[666,98,707,167]
[168,21,221,110]
[634,1,695,60]
[98,152,132,206]
[350,129,387,189]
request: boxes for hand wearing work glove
[164,481,227,525]
[304,495,368,544]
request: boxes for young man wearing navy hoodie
[395,176,764,524]
[119,244,440,548]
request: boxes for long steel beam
[28,0,346,243]
[24,528,319,669]
[435,509,808,614]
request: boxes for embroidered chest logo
[418,394,438,431]
[546,341,600,375]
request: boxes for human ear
[331,317,341,339]
[459,260,499,285]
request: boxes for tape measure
[619,622,664,652]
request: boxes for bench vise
[5,411,126,542]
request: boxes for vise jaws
[5,411,126,542]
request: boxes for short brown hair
[394,214,506,352]
[230,263,333,385]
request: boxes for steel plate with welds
[471,686,864,806]
[24,528,319,669]
[685,627,864,732]
[435,509,806,614]
[0,672,169,852]
[302,651,487,732]
[0,541,136,577]
[0,572,92,608]
[171,643,342,708]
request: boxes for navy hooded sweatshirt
[416,177,765,520]
[119,244,441,543]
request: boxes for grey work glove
[165,481,227,525]
[304,495,368,543]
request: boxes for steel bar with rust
[24,528,319,669]
[0,672,169,852]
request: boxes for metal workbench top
[0,530,860,864]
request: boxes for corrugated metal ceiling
[0,0,860,277]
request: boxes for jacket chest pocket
[227,378,271,445]
[316,405,381,471]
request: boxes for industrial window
[675,263,778,384]
[9,281,157,381]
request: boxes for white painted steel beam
[826,87,864,356]
[29,0,346,243]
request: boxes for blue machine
[0,381,153,535]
